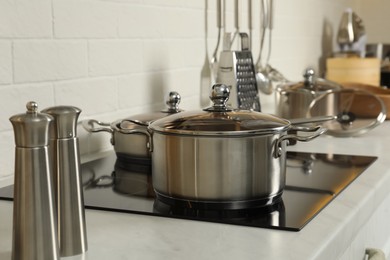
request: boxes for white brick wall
[0,41,12,84]
[0,0,52,38]
[0,0,362,180]
[14,40,88,82]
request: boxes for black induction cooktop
[0,151,376,232]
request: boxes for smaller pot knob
[303,68,316,89]
[165,91,182,113]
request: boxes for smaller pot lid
[277,68,342,94]
[308,88,386,137]
[118,91,183,130]
[149,84,290,137]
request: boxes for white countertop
[1,122,390,260]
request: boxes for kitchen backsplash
[0,0,384,180]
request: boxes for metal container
[42,106,87,257]
[275,68,342,119]
[9,102,59,260]
[132,84,326,209]
[82,91,182,161]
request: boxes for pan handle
[117,126,153,153]
[82,119,113,134]
[274,125,327,158]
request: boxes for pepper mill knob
[26,101,38,113]
[10,101,53,147]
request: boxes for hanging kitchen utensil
[308,88,386,137]
[263,0,288,85]
[255,0,273,94]
[217,32,261,111]
[200,0,211,107]
[248,0,253,50]
[231,0,240,46]
[210,0,223,84]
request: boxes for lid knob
[9,101,53,147]
[303,68,316,89]
[204,84,232,112]
[165,91,182,113]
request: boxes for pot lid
[277,68,342,94]
[308,88,386,137]
[118,91,183,130]
[149,84,290,136]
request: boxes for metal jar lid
[277,68,342,94]
[9,101,53,147]
[149,84,290,137]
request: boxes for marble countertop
[1,122,390,260]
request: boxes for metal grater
[217,32,261,111]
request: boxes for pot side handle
[117,126,153,153]
[274,125,327,158]
[82,119,113,134]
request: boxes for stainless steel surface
[141,85,326,205]
[275,68,342,119]
[151,132,285,202]
[9,101,59,260]
[217,33,261,111]
[42,106,87,257]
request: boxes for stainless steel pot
[275,68,342,119]
[132,84,326,209]
[82,91,182,160]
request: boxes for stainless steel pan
[128,84,327,209]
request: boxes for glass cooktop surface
[0,151,377,232]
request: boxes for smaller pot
[275,68,342,119]
[82,91,182,161]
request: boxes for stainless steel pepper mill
[42,105,88,257]
[9,101,59,260]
